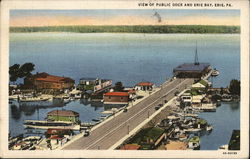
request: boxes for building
[192,79,209,89]
[24,72,74,90]
[135,82,154,91]
[103,92,129,104]
[119,144,141,150]
[173,63,211,78]
[47,110,80,123]
[192,95,204,107]
[79,77,112,93]
[173,44,211,78]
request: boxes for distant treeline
[10,25,240,34]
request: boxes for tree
[18,63,35,78]
[9,64,20,84]
[229,79,240,96]
[9,62,35,83]
[114,81,124,92]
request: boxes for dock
[61,78,194,150]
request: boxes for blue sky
[10,9,240,26]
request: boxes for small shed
[47,110,79,123]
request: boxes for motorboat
[211,69,219,76]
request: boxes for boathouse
[24,72,74,90]
[173,44,211,78]
[103,92,129,104]
[173,63,211,78]
[135,82,154,91]
[47,110,80,123]
[78,77,112,93]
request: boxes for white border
[0,0,249,158]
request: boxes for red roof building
[135,82,154,91]
[119,144,141,150]
[24,72,74,90]
[103,92,129,104]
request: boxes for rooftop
[30,72,74,83]
[173,63,210,72]
[120,144,141,150]
[47,110,79,117]
[104,92,129,97]
[80,77,98,81]
[136,82,154,86]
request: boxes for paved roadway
[63,78,194,150]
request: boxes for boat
[211,69,219,76]
[63,97,70,103]
[221,94,232,102]
[218,144,228,150]
[23,120,80,130]
[206,125,213,131]
[184,128,202,133]
[19,96,50,102]
[216,100,221,107]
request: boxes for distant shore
[10,25,240,34]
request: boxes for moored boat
[24,120,80,130]
[19,96,50,102]
[211,69,219,76]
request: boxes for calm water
[9,33,240,150]
[199,102,240,150]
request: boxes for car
[159,104,163,107]
[84,130,90,137]
[155,106,161,110]
[123,108,128,112]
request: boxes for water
[9,33,240,150]
[198,102,240,150]
[10,33,240,87]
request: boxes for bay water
[9,33,240,150]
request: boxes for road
[63,78,194,150]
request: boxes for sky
[10,9,240,27]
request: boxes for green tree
[9,64,20,84]
[18,62,35,78]
[9,62,35,83]
[229,79,240,95]
[114,81,124,92]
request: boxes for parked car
[123,108,128,112]
[155,106,161,110]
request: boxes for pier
[62,78,194,150]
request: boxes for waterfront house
[103,92,129,104]
[78,77,112,93]
[134,82,154,91]
[192,79,208,89]
[191,95,204,107]
[124,88,137,99]
[129,127,166,150]
[47,110,80,123]
[24,72,74,90]
[180,92,192,106]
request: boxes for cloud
[10,14,240,27]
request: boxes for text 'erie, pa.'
[138,2,233,7]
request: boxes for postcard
[0,0,249,158]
